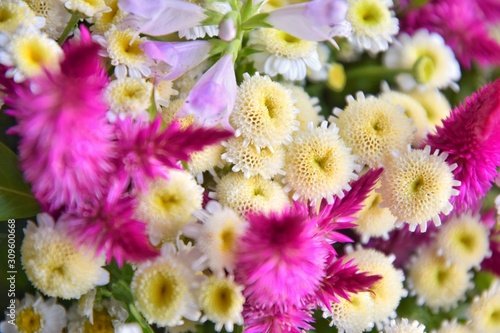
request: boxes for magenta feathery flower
[1,26,114,212]
[315,168,383,244]
[235,207,326,309]
[476,0,500,23]
[242,302,314,333]
[425,78,500,214]
[114,117,233,191]
[60,190,158,266]
[401,0,500,68]
[315,253,381,311]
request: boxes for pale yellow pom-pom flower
[230,73,298,148]
[21,214,109,300]
[332,92,414,167]
[434,213,491,269]
[135,170,203,244]
[345,246,407,324]
[381,318,426,333]
[468,282,500,333]
[286,84,324,131]
[215,172,289,216]
[327,291,375,333]
[407,246,472,311]
[283,121,359,204]
[379,145,460,232]
[198,275,245,332]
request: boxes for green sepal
[0,141,40,221]
[241,13,271,30]
[201,9,224,26]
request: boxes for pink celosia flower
[476,0,500,23]
[267,0,350,47]
[401,0,500,68]
[60,190,158,266]
[314,168,383,245]
[235,207,326,309]
[481,228,500,277]
[242,301,314,333]
[141,40,212,81]
[425,78,500,214]
[118,0,206,37]
[114,117,232,191]
[315,253,381,311]
[1,26,114,212]
[179,54,237,130]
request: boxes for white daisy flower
[383,29,461,91]
[67,296,130,332]
[248,28,322,81]
[346,0,399,53]
[0,294,66,333]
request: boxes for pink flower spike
[141,40,212,81]
[476,0,500,23]
[179,54,237,130]
[235,207,326,309]
[60,193,158,266]
[425,78,500,214]
[114,117,233,191]
[315,254,381,311]
[267,0,350,47]
[118,0,207,37]
[243,302,314,333]
[0,26,114,213]
[316,168,383,242]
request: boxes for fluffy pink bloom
[1,26,114,212]
[401,0,500,68]
[141,40,212,80]
[425,78,500,214]
[118,0,206,36]
[476,0,500,23]
[243,302,314,333]
[60,190,158,266]
[114,117,232,191]
[179,54,237,130]
[315,253,381,311]
[235,207,326,309]
[267,0,350,47]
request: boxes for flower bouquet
[1,0,500,332]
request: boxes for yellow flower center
[414,55,436,84]
[353,0,386,26]
[218,225,236,253]
[200,277,244,323]
[83,309,114,333]
[16,308,42,333]
[107,29,146,67]
[12,34,61,77]
[260,28,317,59]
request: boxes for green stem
[57,12,81,45]
[345,65,411,81]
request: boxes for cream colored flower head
[92,0,126,34]
[379,146,460,232]
[106,77,153,121]
[0,1,45,34]
[345,246,407,325]
[468,282,500,333]
[198,274,245,332]
[383,29,461,91]
[222,136,286,179]
[215,172,289,216]
[327,291,375,333]
[0,29,62,82]
[381,318,426,333]
[21,214,109,300]
[230,73,299,148]
[283,121,360,204]
[354,179,397,243]
[248,28,322,81]
[285,84,324,131]
[184,201,246,273]
[408,88,451,131]
[407,246,473,311]
[135,170,204,245]
[63,0,110,18]
[379,83,429,146]
[25,0,71,39]
[132,241,205,328]
[346,0,399,53]
[434,213,491,269]
[0,293,66,333]
[331,92,414,168]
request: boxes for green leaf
[201,9,224,25]
[241,13,271,30]
[0,141,40,221]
